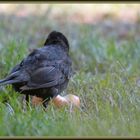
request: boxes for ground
[0,4,140,136]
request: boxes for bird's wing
[20,66,65,90]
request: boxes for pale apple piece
[52,94,80,108]
[32,96,43,106]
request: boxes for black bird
[0,31,80,108]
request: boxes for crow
[0,31,80,109]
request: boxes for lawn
[0,4,140,137]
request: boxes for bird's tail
[0,79,19,86]
[0,71,22,86]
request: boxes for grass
[0,4,140,137]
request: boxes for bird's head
[44,31,69,52]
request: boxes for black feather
[0,31,73,106]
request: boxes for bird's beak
[52,94,80,108]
